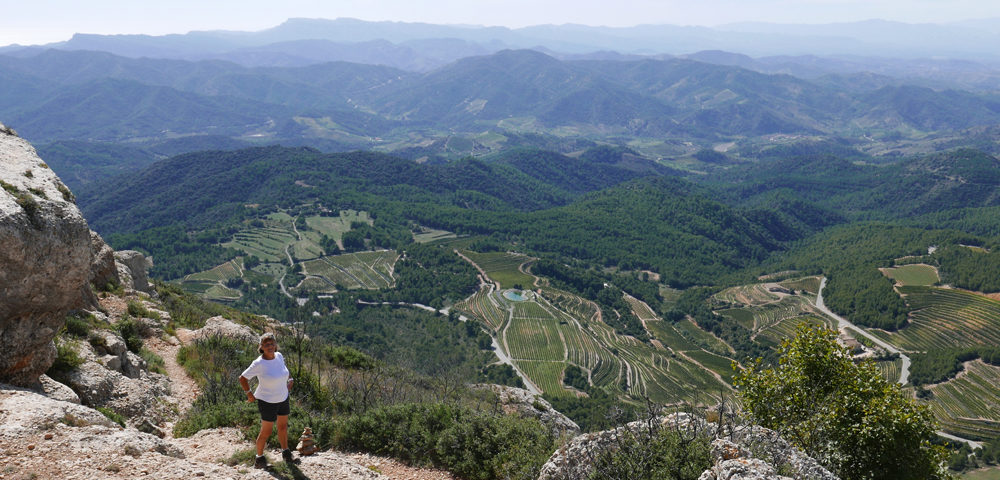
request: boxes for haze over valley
[3,7,1000,479]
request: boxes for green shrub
[96,407,126,427]
[588,422,711,480]
[139,347,166,375]
[336,402,556,480]
[325,345,375,369]
[434,410,555,480]
[47,341,84,380]
[173,399,259,438]
[64,313,93,338]
[734,324,950,480]
[115,317,143,353]
[127,300,158,319]
[222,448,257,467]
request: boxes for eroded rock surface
[0,123,93,386]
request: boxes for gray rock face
[0,123,93,386]
[538,413,838,480]
[115,250,154,294]
[477,384,580,437]
[89,230,120,292]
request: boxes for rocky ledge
[538,412,838,480]
[0,122,96,386]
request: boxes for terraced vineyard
[460,250,535,289]
[715,289,831,347]
[224,226,297,262]
[779,276,822,295]
[300,250,399,290]
[454,251,728,404]
[412,226,456,243]
[873,358,903,384]
[714,284,782,306]
[180,259,244,301]
[927,361,1000,441]
[873,286,1000,351]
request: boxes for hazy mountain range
[2,17,999,86]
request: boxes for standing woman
[239,332,295,468]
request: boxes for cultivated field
[454,251,729,404]
[302,210,371,250]
[881,264,940,286]
[180,259,244,301]
[714,285,832,348]
[300,250,398,290]
[412,226,457,243]
[927,360,1000,441]
[459,250,536,289]
[873,286,1000,351]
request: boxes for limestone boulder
[187,316,258,344]
[89,230,120,291]
[115,250,154,295]
[0,123,93,386]
[477,384,580,437]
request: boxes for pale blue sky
[2,0,999,46]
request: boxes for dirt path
[145,334,200,432]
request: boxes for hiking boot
[282,449,295,463]
[254,455,268,469]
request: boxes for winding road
[816,278,984,448]
[815,277,911,385]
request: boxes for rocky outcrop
[115,250,154,295]
[0,123,94,386]
[90,230,120,291]
[476,384,580,437]
[537,413,837,480]
[184,315,259,344]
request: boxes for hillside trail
[145,330,459,479]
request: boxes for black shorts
[257,397,290,422]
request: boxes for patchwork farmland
[454,250,728,405]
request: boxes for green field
[460,250,536,289]
[224,226,297,262]
[303,210,371,249]
[714,288,831,347]
[873,358,902,384]
[873,286,1000,351]
[963,468,1000,480]
[779,276,822,295]
[882,264,940,286]
[926,361,1000,441]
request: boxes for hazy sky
[2,0,999,46]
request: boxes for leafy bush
[96,407,126,427]
[336,402,555,480]
[734,324,950,480]
[139,347,166,375]
[64,313,93,338]
[127,300,158,319]
[115,317,143,353]
[588,420,711,480]
[47,340,84,380]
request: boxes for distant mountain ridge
[4,48,998,149]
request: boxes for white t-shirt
[240,352,290,403]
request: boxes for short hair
[258,332,277,354]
